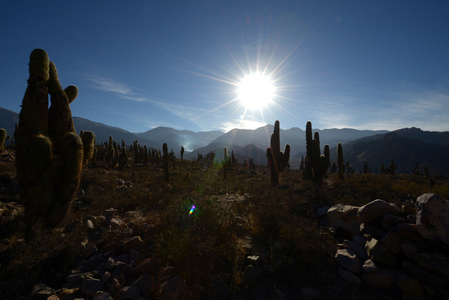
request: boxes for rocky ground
[1,147,449,299]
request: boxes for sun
[237,72,275,110]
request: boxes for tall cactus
[118,146,128,170]
[304,121,313,180]
[305,122,330,185]
[0,128,6,153]
[180,146,185,161]
[15,49,83,232]
[163,143,169,182]
[266,120,290,186]
[223,146,230,180]
[337,143,344,180]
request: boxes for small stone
[362,259,378,272]
[94,291,114,300]
[338,267,362,284]
[272,241,286,253]
[131,273,154,298]
[101,271,111,283]
[352,234,367,246]
[118,236,146,253]
[401,260,447,286]
[160,276,186,299]
[243,265,263,285]
[317,205,331,216]
[381,214,405,231]
[301,287,321,300]
[84,219,95,230]
[327,204,361,236]
[120,286,140,300]
[360,223,386,239]
[361,269,396,289]
[402,204,416,215]
[401,240,418,259]
[30,283,56,299]
[380,228,402,255]
[81,276,104,295]
[247,255,260,266]
[335,248,362,273]
[358,199,401,224]
[416,193,449,245]
[396,273,424,297]
[413,251,449,279]
[396,223,424,242]
[365,238,398,266]
[343,239,369,261]
[129,249,140,266]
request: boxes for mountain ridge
[2,107,449,175]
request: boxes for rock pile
[28,211,190,300]
[325,193,449,299]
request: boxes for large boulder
[416,193,449,245]
[327,204,361,236]
[358,199,400,224]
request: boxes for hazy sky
[1,1,448,133]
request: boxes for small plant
[180,146,185,161]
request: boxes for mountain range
[1,107,448,176]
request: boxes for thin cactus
[337,143,344,180]
[163,143,169,182]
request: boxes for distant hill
[0,107,221,151]
[335,129,449,176]
[136,127,223,153]
[72,117,158,148]
[185,142,267,166]
[209,124,388,158]
[3,107,448,175]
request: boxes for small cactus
[266,120,290,186]
[180,146,185,161]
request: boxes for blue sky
[1,1,448,133]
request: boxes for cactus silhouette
[163,143,169,182]
[0,128,6,153]
[80,131,96,165]
[266,120,290,186]
[337,143,344,180]
[15,49,83,232]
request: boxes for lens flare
[189,205,196,215]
